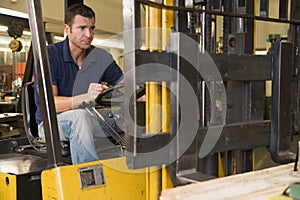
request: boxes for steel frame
[123,0,300,184]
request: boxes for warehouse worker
[34,3,123,164]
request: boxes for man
[34,3,123,164]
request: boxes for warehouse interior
[0,0,299,199]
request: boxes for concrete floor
[254,134,300,170]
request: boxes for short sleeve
[100,61,123,85]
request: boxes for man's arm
[53,83,108,113]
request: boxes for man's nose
[84,28,93,37]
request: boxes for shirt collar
[62,37,73,62]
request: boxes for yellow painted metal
[147,82,162,133]
[162,0,174,51]
[146,167,162,200]
[41,157,148,200]
[218,153,225,177]
[145,0,163,134]
[145,4,150,49]
[147,0,162,133]
[145,1,164,199]
[161,165,173,191]
[148,2,162,51]
[0,172,17,200]
[161,82,170,133]
[268,195,293,200]
[161,0,174,191]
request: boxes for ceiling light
[0,25,8,32]
[0,8,28,19]
[92,38,124,49]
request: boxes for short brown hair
[65,3,95,26]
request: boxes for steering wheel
[95,83,145,107]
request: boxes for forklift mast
[123,0,300,185]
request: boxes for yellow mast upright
[161,0,174,191]
[145,1,162,199]
[145,0,175,198]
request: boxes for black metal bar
[290,0,300,20]
[289,0,300,138]
[125,133,172,169]
[22,44,34,86]
[212,0,222,11]
[270,42,295,164]
[26,0,64,168]
[222,0,232,53]
[202,7,226,171]
[45,32,54,45]
[205,0,213,52]
[211,54,272,81]
[174,0,190,33]
[134,51,273,82]
[279,0,288,19]
[225,150,234,176]
[126,132,171,154]
[198,154,218,177]
[260,0,269,17]
[235,149,253,173]
[17,44,35,113]
[123,119,271,167]
[135,50,171,67]
[198,120,271,154]
[0,14,30,30]
[80,101,126,147]
[244,0,254,54]
[136,0,300,25]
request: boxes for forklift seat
[21,81,70,156]
[21,81,124,160]
[21,82,39,142]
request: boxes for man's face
[65,14,95,50]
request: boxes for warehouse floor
[254,134,300,170]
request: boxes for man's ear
[64,24,70,34]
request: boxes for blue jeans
[38,109,116,164]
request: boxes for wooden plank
[160,163,298,200]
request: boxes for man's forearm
[54,93,92,113]
[53,83,106,113]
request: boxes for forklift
[1,0,300,199]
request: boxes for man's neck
[69,45,86,67]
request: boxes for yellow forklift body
[0,173,17,200]
[41,156,149,200]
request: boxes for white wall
[0,0,123,36]
[85,0,123,34]
[255,0,289,50]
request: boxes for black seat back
[21,81,39,140]
[21,81,70,157]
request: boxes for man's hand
[87,83,109,100]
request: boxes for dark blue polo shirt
[34,37,123,124]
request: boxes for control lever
[79,101,125,148]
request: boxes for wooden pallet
[160,163,299,200]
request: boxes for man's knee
[59,109,91,121]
